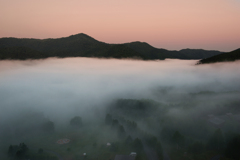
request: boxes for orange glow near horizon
[0,0,240,51]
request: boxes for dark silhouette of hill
[125,43,222,60]
[0,33,109,58]
[0,33,223,60]
[101,44,147,59]
[178,49,223,59]
[197,48,240,64]
[0,47,47,60]
[124,42,168,60]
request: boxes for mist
[1,58,240,159]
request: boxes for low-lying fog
[0,58,239,119]
[0,58,240,156]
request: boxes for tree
[92,142,97,147]
[160,127,173,143]
[15,149,24,158]
[125,135,133,144]
[145,135,158,148]
[70,116,82,127]
[42,121,54,132]
[38,148,43,154]
[132,138,143,152]
[225,134,240,160]
[111,119,119,129]
[144,135,163,159]
[19,143,28,153]
[105,114,112,125]
[8,143,28,158]
[109,143,119,152]
[156,142,163,160]
[125,120,137,131]
[172,131,185,149]
[8,145,14,156]
[207,129,224,150]
[117,125,126,139]
[188,141,204,154]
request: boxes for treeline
[8,143,57,160]
[107,99,161,120]
[106,98,240,159]
[8,143,28,159]
[105,113,163,160]
[105,113,148,159]
[161,127,240,159]
[6,115,83,140]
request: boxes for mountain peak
[68,33,93,39]
[70,33,89,37]
[64,33,100,43]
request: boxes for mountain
[0,46,47,60]
[0,33,223,60]
[0,33,109,58]
[197,48,240,64]
[178,49,223,59]
[124,42,223,60]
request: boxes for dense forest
[2,96,240,160]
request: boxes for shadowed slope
[197,48,240,64]
[0,47,47,60]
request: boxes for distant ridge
[197,48,240,64]
[0,33,224,60]
[0,46,46,60]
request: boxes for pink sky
[0,0,240,52]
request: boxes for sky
[0,0,240,52]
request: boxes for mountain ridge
[0,33,226,60]
[197,48,240,64]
